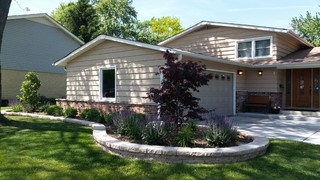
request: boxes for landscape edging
[2,111,269,164]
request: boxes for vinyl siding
[238,68,280,92]
[275,33,302,59]
[2,70,66,100]
[1,18,80,74]
[65,41,165,103]
[165,26,277,61]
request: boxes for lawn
[0,116,319,180]
[0,107,11,110]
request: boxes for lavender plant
[112,110,144,140]
[206,114,238,147]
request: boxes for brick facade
[56,99,158,115]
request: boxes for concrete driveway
[233,113,320,145]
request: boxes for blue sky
[9,0,320,29]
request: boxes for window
[236,37,271,59]
[100,67,116,101]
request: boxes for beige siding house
[1,14,83,104]
[55,21,320,115]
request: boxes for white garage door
[195,71,234,115]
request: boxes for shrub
[12,104,22,112]
[64,107,78,118]
[142,116,166,145]
[80,109,101,122]
[112,110,143,140]
[205,114,237,147]
[103,113,113,125]
[45,105,63,116]
[39,104,49,112]
[17,72,41,112]
[176,122,196,147]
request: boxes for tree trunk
[0,0,12,120]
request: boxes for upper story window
[100,66,116,101]
[236,37,272,59]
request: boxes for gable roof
[54,34,246,67]
[158,21,314,48]
[8,13,84,45]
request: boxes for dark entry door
[292,69,311,108]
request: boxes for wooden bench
[246,95,271,113]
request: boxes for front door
[291,69,313,108]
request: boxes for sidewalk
[233,113,320,145]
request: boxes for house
[54,21,319,115]
[1,13,83,104]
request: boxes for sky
[8,0,320,29]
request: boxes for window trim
[99,66,116,102]
[235,36,273,60]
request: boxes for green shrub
[64,108,78,118]
[80,109,101,122]
[142,121,166,145]
[176,123,195,147]
[112,111,143,140]
[39,104,49,112]
[12,104,22,112]
[205,115,237,147]
[45,105,63,116]
[103,113,113,125]
[16,72,41,112]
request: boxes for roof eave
[8,13,84,45]
[276,61,320,69]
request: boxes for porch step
[281,110,320,117]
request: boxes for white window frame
[99,66,116,102]
[235,36,273,60]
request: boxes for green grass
[0,106,11,110]
[0,116,319,179]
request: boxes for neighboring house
[54,21,319,115]
[1,13,83,103]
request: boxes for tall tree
[52,0,100,42]
[0,0,12,120]
[135,17,184,44]
[96,0,137,39]
[292,11,320,47]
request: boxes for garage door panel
[194,71,233,116]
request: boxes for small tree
[17,72,41,112]
[147,50,213,127]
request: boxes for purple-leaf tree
[147,50,213,127]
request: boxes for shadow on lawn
[1,116,319,179]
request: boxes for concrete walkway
[233,113,320,145]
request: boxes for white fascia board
[276,61,320,69]
[8,13,84,45]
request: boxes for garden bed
[94,124,269,164]
[105,125,253,148]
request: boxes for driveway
[233,113,320,145]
